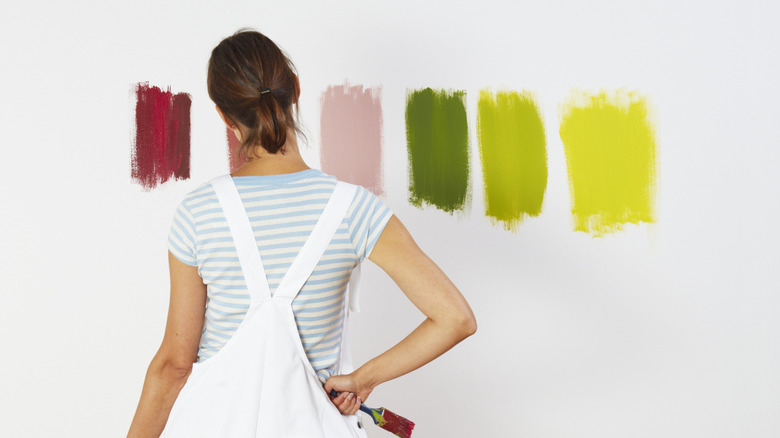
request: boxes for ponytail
[253,88,293,154]
[207,30,304,159]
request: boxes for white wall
[1,1,779,437]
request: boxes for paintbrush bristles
[378,408,415,438]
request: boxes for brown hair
[207,29,303,157]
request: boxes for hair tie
[260,88,271,95]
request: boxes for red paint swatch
[226,127,243,172]
[132,82,191,190]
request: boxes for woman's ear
[216,105,242,142]
[215,105,233,128]
[293,74,301,103]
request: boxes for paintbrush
[330,390,415,438]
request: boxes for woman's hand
[328,390,361,415]
[324,373,372,415]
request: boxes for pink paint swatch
[132,82,191,190]
[320,82,384,195]
[226,127,243,172]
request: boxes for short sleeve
[167,198,198,266]
[347,186,393,262]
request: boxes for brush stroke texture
[227,127,243,172]
[320,83,384,195]
[405,88,469,213]
[559,89,657,236]
[478,90,547,230]
[132,82,191,190]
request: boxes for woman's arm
[325,215,477,413]
[127,252,206,438]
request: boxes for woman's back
[169,169,391,381]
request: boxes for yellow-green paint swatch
[559,89,657,236]
[478,90,547,231]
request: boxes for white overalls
[162,175,367,438]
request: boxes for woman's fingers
[330,391,361,415]
[330,391,347,412]
[336,392,354,414]
[348,395,361,415]
[340,393,360,415]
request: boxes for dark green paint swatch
[405,88,470,213]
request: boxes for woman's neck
[231,134,310,177]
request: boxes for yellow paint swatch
[559,89,657,236]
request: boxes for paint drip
[405,88,470,214]
[477,90,547,231]
[559,89,658,236]
[320,82,384,195]
[132,82,191,190]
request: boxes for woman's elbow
[163,360,194,381]
[460,312,477,338]
[446,308,476,340]
[149,353,195,382]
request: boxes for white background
[1,1,779,437]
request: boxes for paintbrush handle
[358,403,374,415]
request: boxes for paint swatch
[227,127,243,172]
[477,90,547,230]
[132,82,191,190]
[320,83,384,195]
[405,88,470,213]
[559,89,657,236]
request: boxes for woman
[127,29,476,437]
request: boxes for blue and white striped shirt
[168,169,392,381]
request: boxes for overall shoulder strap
[211,175,271,301]
[274,182,357,300]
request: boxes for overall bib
[162,175,367,438]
